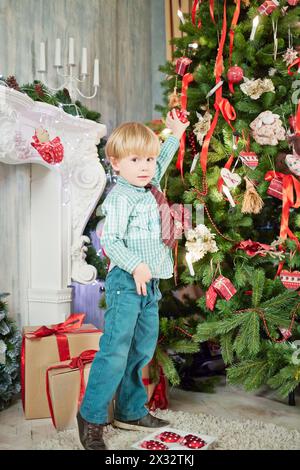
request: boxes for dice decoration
[181,434,207,449]
[140,440,169,450]
[155,431,182,443]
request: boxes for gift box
[213,275,237,301]
[258,0,279,15]
[175,57,192,76]
[46,350,113,430]
[206,284,218,311]
[46,359,164,430]
[267,177,283,200]
[21,314,102,419]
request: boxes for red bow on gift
[31,134,64,164]
[46,349,97,428]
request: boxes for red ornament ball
[287,0,298,6]
[227,65,244,84]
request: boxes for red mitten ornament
[31,129,64,165]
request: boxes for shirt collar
[116,175,148,192]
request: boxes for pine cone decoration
[6,75,20,91]
[34,83,45,98]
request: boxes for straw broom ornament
[241,177,264,214]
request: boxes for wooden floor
[1,378,300,450]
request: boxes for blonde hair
[105,122,160,162]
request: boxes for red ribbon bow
[46,349,97,428]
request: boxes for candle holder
[37,38,99,102]
[38,65,99,102]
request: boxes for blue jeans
[80,266,162,424]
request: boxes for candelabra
[38,38,99,102]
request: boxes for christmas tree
[0,293,21,410]
[153,0,300,397]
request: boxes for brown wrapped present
[46,350,113,430]
[21,313,102,419]
[46,358,163,430]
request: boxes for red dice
[171,108,189,123]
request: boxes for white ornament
[220,168,242,188]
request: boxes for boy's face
[110,154,158,187]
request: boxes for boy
[77,109,189,450]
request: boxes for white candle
[250,15,260,41]
[93,58,99,86]
[81,47,87,75]
[177,9,185,24]
[39,42,46,72]
[54,38,61,67]
[69,37,75,65]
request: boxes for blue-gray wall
[0,0,166,132]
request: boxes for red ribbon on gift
[21,313,100,412]
[175,73,194,181]
[46,349,97,428]
[148,365,169,411]
[265,171,300,244]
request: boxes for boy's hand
[133,262,152,296]
[165,109,190,141]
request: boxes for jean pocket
[155,284,162,301]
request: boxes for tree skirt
[34,409,300,450]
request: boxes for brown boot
[76,412,107,450]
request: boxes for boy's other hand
[133,262,152,296]
[165,108,190,140]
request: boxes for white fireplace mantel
[0,85,107,325]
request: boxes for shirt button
[117,291,120,295]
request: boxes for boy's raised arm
[152,135,180,184]
[152,109,190,185]
[100,194,143,274]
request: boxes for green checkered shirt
[100,135,180,279]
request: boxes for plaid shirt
[100,135,180,279]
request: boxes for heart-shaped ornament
[285,153,300,177]
[280,270,300,290]
[221,168,241,188]
[239,151,259,169]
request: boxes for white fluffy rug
[34,409,300,450]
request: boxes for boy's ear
[109,157,120,172]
